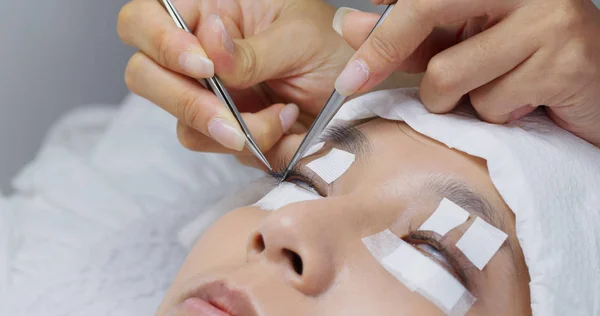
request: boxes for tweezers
[281,4,395,180]
[159,0,272,170]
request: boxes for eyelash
[268,160,323,196]
[404,231,470,286]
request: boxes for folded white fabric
[5,94,263,315]
[332,88,600,316]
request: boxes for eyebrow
[423,174,519,265]
[423,174,504,231]
[319,124,373,158]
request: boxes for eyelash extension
[267,159,323,196]
[404,231,473,287]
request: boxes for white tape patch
[302,142,325,158]
[306,148,355,184]
[419,198,470,236]
[363,230,475,316]
[361,229,404,261]
[455,217,508,270]
[253,182,321,211]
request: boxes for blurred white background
[0,0,598,192]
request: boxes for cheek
[326,251,446,316]
[172,207,266,286]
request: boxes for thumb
[198,14,304,89]
[333,8,378,50]
[335,8,460,74]
[334,5,433,96]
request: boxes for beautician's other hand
[333,0,600,146]
[118,0,351,166]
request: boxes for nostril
[252,234,266,253]
[282,248,303,275]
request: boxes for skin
[119,0,600,162]
[118,0,352,155]
[117,0,426,162]
[336,0,600,146]
[156,119,532,316]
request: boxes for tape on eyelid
[306,148,355,184]
[252,182,321,211]
[419,198,470,236]
[362,230,476,316]
[302,142,325,158]
[455,217,508,270]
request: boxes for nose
[247,200,341,295]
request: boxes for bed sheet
[0,94,263,315]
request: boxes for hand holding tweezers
[281,4,395,180]
[158,0,271,170]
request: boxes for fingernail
[279,103,299,132]
[332,7,357,36]
[208,14,234,55]
[509,105,535,121]
[335,59,370,96]
[179,52,214,78]
[208,118,246,151]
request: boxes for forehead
[331,119,500,204]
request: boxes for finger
[468,50,553,123]
[336,9,460,73]
[197,7,334,89]
[236,133,306,172]
[334,0,518,96]
[334,9,377,49]
[125,52,244,151]
[118,0,214,79]
[176,103,300,153]
[420,10,540,114]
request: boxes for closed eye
[404,231,471,287]
[268,161,326,197]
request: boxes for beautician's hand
[117,0,351,164]
[333,0,600,146]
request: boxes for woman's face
[157,119,531,316]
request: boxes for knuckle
[571,41,596,78]
[553,4,582,33]
[557,40,596,87]
[426,56,458,94]
[369,33,404,66]
[124,52,146,92]
[412,0,437,21]
[154,27,173,67]
[178,90,204,128]
[235,44,258,88]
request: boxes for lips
[179,297,233,316]
[179,280,259,316]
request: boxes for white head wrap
[332,88,600,316]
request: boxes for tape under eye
[362,229,476,316]
[252,182,322,211]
